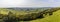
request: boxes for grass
[0,8,60,22]
[28,9,60,22]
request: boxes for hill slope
[0,8,60,22]
[29,9,60,22]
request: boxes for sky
[0,0,60,8]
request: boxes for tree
[3,11,19,22]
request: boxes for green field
[0,8,60,22]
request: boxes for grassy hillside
[28,9,60,22]
[0,8,60,22]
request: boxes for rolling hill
[0,7,60,22]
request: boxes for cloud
[0,0,60,7]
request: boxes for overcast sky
[0,0,60,7]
